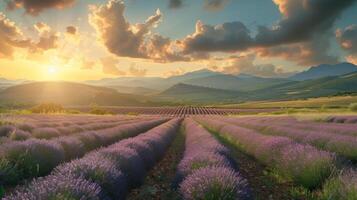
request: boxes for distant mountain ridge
[289,63,357,81]
[157,83,244,102]
[0,81,145,106]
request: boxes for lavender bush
[4,174,108,200]
[180,167,249,200]
[177,119,250,199]
[32,127,61,139]
[53,154,127,199]
[196,117,336,189]
[321,169,357,200]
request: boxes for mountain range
[0,62,357,105]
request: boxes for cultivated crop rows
[1,114,357,199]
[74,106,243,116]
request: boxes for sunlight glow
[47,66,58,75]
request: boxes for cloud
[66,26,78,35]
[164,68,186,77]
[33,22,60,51]
[81,59,96,70]
[89,0,161,58]
[169,0,183,9]
[129,64,147,77]
[255,0,356,46]
[179,0,355,65]
[181,21,253,53]
[89,0,187,62]
[204,0,229,11]
[0,12,26,58]
[257,34,339,66]
[100,57,126,76]
[6,0,76,16]
[336,25,357,64]
[221,54,294,77]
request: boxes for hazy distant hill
[157,83,245,102]
[87,69,292,92]
[183,74,291,91]
[0,82,145,106]
[289,63,357,81]
[106,85,159,95]
[0,78,28,90]
[252,71,357,100]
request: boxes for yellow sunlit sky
[0,0,357,81]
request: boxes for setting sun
[47,66,58,75]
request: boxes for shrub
[0,125,15,137]
[0,139,65,184]
[53,155,127,199]
[179,167,249,200]
[32,127,61,139]
[90,108,113,115]
[349,103,357,112]
[31,103,64,114]
[321,169,357,200]
[5,174,107,200]
[9,130,31,141]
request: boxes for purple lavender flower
[4,174,108,200]
[180,167,250,200]
[53,154,127,199]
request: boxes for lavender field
[0,113,357,200]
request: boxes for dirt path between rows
[213,133,307,200]
[127,129,185,200]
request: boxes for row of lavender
[74,106,242,116]
[324,115,357,124]
[222,116,357,162]
[198,116,357,198]
[3,119,181,200]
[0,118,167,187]
[176,119,251,199]
[0,115,143,141]
[195,117,335,189]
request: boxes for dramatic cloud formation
[255,0,356,46]
[100,57,126,76]
[181,21,253,53]
[336,25,357,64]
[168,0,183,9]
[34,22,60,51]
[257,34,339,66]
[204,0,229,11]
[89,0,187,62]
[179,0,355,66]
[221,54,293,77]
[0,12,27,58]
[0,12,61,59]
[169,0,229,11]
[6,0,76,16]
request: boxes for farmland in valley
[1,113,357,199]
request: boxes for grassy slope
[0,81,148,106]
[225,96,357,109]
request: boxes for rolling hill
[251,71,357,100]
[156,83,246,102]
[183,73,291,91]
[289,62,357,81]
[0,82,146,106]
[87,69,292,92]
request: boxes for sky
[0,0,357,81]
